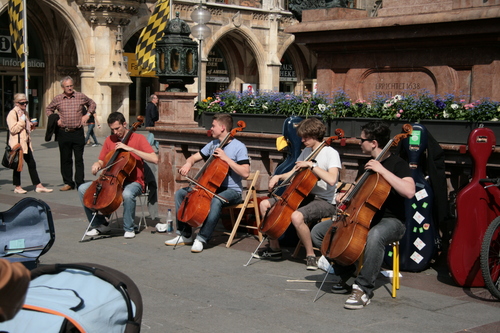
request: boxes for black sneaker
[331,280,351,294]
[306,256,318,270]
[252,247,282,260]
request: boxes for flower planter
[477,121,500,144]
[201,112,288,134]
[330,118,479,144]
[417,120,475,144]
[201,112,326,134]
[329,118,407,139]
[202,112,496,145]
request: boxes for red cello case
[448,126,500,287]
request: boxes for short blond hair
[13,93,27,104]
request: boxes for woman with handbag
[7,93,53,194]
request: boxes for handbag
[2,113,23,172]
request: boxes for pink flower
[396,113,401,118]
[399,109,404,113]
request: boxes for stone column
[264,13,282,91]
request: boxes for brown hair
[213,113,233,131]
[296,117,326,141]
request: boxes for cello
[259,129,345,240]
[177,121,246,228]
[321,124,413,266]
[83,116,144,215]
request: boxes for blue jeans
[175,187,242,243]
[311,217,405,298]
[78,181,143,232]
[147,132,159,151]
[85,124,98,144]
[354,218,405,297]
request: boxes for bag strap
[6,112,21,146]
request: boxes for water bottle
[166,209,174,234]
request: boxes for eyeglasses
[359,137,372,143]
[18,101,28,106]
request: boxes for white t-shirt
[298,145,341,203]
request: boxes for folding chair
[223,170,262,248]
[111,187,149,231]
[137,187,150,230]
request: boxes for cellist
[78,112,158,239]
[311,121,415,310]
[253,118,341,270]
[164,113,250,253]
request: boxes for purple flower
[434,99,446,109]
[220,102,226,107]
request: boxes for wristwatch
[311,161,318,170]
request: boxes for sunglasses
[359,138,372,143]
[18,101,28,106]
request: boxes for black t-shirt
[357,153,412,225]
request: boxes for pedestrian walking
[7,93,53,194]
[85,113,101,147]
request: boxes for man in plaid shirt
[46,76,96,191]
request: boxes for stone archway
[207,25,267,93]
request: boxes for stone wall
[286,3,500,102]
[152,121,500,219]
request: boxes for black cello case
[274,116,304,195]
[385,123,439,271]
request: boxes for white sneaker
[124,231,135,239]
[164,235,193,246]
[191,239,204,253]
[85,224,111,236]
[86,229,99,236]
[344,284,371,310]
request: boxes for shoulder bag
[2,113,23,171]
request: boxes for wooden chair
[223,170,262,248]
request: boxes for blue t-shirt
[200,138,249,192]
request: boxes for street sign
[0,36,12,53]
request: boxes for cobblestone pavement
[0,128,499,333]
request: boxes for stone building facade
[0,0,350,129]
[286,0,500,102]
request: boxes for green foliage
[196,90,500,122]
